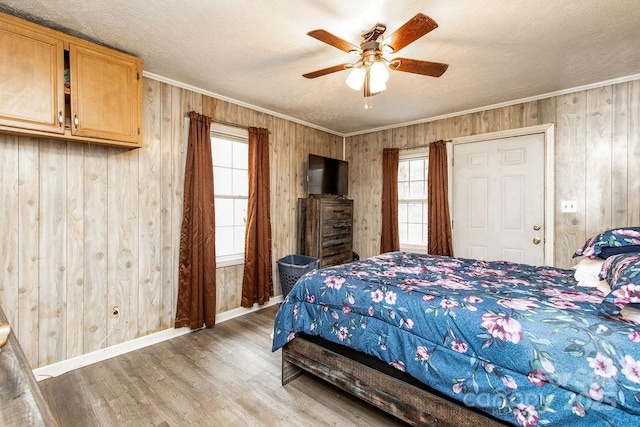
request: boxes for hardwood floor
[39,305,407,426]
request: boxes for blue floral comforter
[272,252,640,426]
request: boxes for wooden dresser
[298,197,353,268]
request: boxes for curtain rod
[213,119,250,130]
[184,114,271,134]
[401,139,453,150]
[214,119,271,134]
[183,113,245,129]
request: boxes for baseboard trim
[33,296,283,381]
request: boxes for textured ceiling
[1,0,639,136]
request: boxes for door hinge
[137,127,140,135]
[137,72,140,81]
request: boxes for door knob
[532,237,541,244]
[533,224,541,231]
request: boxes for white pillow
[621,305,640,324]
[573,258,607,289]
[596,280,611,295]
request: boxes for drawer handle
[333,209,345,213]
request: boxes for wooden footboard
[282,337,506,427]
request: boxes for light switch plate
[561,200,577,213]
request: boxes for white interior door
[453,133,545,265]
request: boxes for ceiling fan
[303,13,449,108]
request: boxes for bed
[272,250,640,426]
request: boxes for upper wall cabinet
[70,44,141,144]
[0,15,65,134]
[0,12,143,148]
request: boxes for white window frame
[211,123,249,267]
[398,149,429,254]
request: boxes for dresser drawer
[322,220,352,238]
[320,250,353,268]
[322,234,352,249]
[322,203,352,221]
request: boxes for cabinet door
[0,20,65,133]
[70,43,142,144]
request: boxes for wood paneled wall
[347,79,640,268]
[0,77,341,368]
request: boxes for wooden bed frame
[282,336,507,426]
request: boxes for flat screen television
[307,154,348,196]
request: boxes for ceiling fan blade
[303,64,349,79]
[384,13,438,53]
[307,29,359,53]
[390,58,449,77]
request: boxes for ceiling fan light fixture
[303,14,448,109]
[369,76,386,94]
[370,60,389,82]
[346,67,366,90]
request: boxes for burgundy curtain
[241,127,273,306]
[175,112,216,328]
[427,140,454,256]
[380,148,400,253]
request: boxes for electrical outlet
[112,306,120,318]
[560,200,577,213]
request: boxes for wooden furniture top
[0,306,58,426]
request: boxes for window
[398,152,428,252]
[211,124,249,266]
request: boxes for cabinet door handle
[73,114,79,130]
[58,111,63,127]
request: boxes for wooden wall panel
[585,86,613,237]
[17,138,40,365]
[612,83,629,227]
[555,92,587,266]
[139,78,163,336]
[66,143,84,359]
[348,79,640,269]
[159,83,175,329]
[38,141,67,366]
[107,147,139,346]
[83,146,109,355]
[537,97,557,127]
[0,136,19,337]
[454,114,472,138]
